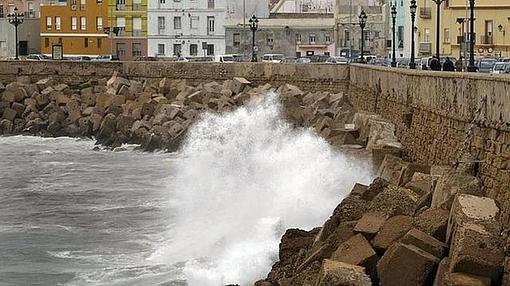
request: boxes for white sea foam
[152,93,373,285]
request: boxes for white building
[148,0,227,57]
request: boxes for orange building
[40,0,109,57]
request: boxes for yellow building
[107,0,147,60]
[40,0,109,57]
[417,0,510,59]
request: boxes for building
[0,0,42,58]
[225,13,335,58]
[147,0,227,58]
[335,0,387,57]
[385,0,416,59]
[443,0,510,59]
[39,0,109,57]
[107,0,147,60]
[271,0,334,13]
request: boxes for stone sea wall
[348,65,510,224]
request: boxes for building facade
[335,0,387,57]
[385,0,416,59]
[147,0,226,58]
[225,14,335,58]
[0,0,42,58]
[40,0,109,57]
[107,0,147,60]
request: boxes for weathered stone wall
[348,64,510,224]
[0,61,350,92]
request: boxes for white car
[92,55,120,62]
[214,55,235,63]
[262,54,284,63]
[326,56,349,64]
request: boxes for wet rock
[372,215,413,253]
[316,259,372,286]
[354,212,387,240]
[431,172,483,210]
[413,208,450,242]
[331,234,378,280]
[400,228,447,259]
[368,185,420,217]
[377,242,440,286]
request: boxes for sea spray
[153,93,373,285]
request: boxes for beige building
[417,0,510,59]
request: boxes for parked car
[477,58,498,73]
[491,62,507,74]
[26,54,50,61]
[134,56,158,61]
[281,57,297,64]
[214,54,235,63]
[262,54,284,63]
[397,58,410,68]
[232,54,251,62]
[325,56,349,64]
[92,55,120,61]
[296,57,311,64]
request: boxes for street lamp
[249,15,259,62]
[8,7,24,60]
[467,0,476,72]
[391,3,397,67]
[409,0,417,69]
[431,0,445,59]
[358,10,367,62]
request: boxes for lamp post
[249,15,259,62]
[431,0,445,59]
[467,0,476,72]
[409,0,417,69]
[391,3,397,67]
[456,18,465,65]
[498,24,506,58]
[359,10,367,62]
[8,7,24,60]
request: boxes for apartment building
[40,0,109,56]
[147,0,226,57]
[385,0,416,59]
[0,0,42,58]
[107,0,147,60]
[335,0,387,57]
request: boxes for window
[58,37,62,44]
[398,26,404,48]
[55,16,61,30]
[190,16,199,29]
[96,17,103,30]
[343,29,350,46]
[132,43,142,57]
[207,16,215,34]
[267,34,274,46]
[71,17,78,30]
[80,16,86,30]
[84,37,89,48]
[116,43,126,57]
[133,17,141,36]
[233,33,240,47]
[98,38,102,48]
[364,30,370,40]
[116,17,126,35]
[158,17,165,35]
[174,16,181,29]
[0,5,4,18]
[44,38,49,48]
[132,0,141,10]
[190,44,198,56]
[46,17,52,30]
[80,0,86,9]
[296,33,301,43]
[325,33,331,43]
[424,28,431,42]
[0,41,6,48]
[116,0,125,10]
[173,44,181,56]
[444,28,450,43]
[7,4,14,14]
[309,33,316,44]
[208,0,214,9]
[207,44,214,55]
[27,2,34,17]
[157,44,165,55]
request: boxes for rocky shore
[1,73,508,286]
[255,113,509,285]
[0,74,358,152]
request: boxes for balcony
[420,7,431,19]
[480,35,493,45]
[419,42,432,54]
